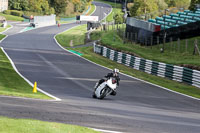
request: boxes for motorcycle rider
[93,68,120,97]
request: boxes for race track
[0,2,200,133]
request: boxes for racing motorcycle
[93,77,118,99]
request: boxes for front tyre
[99,87,108,99]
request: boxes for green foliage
[130,0,159,17]
[8,0,29,11]
[11,10,23,17]
[50,0,67,15]
[165,0,176,7]
[189,0,200,10]
[3,10,11,15]
[114,13,123,24]
[3,10,23,17]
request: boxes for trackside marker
[33,82,37,93]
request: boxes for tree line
[8,0,92,16]
[128,0,199,17]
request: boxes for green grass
[55,24,200,99]
[87,4,96,15]
[0,34,6,40]
[95,0,123,22]
[91,30,200,67]
[0,41,51,99]
[55,24,87,47]
[0,116,100,133]
[0,13,24,21]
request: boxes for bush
[11,10,23,17]
[3,10,11,15]
[3,10,23,17]
[114,13,123,24]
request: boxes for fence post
[157,36,159,50]
[135,33,138,44]
[178,38,180,53]
[131,32,133,44]
[170,37,173,52]
[185,39,188,53]
[127,32,129,40]
[193,39,200,55]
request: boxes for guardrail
[94,44,200,88]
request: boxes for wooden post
[157,36,160,50]
[151,36,153,49]
[135,33,138,44]
[193,39,200,56]
[131,32,133,44]
[178,38,180,53]
[185,39,188,53]
[170,37,173,52]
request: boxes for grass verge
[55,25,200,99]
[0,13,24,21]
[55,24,87,47]
[0,36,51,99]
[0,25,11,33]
[87,4,96,15]
[0,116,100,133]
[0,34,6,40]
[91,30,200,68]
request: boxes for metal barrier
[94,44,200,88]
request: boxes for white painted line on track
[91,128,123,133]
[0,47,62,101]
[53,14,200,101]
[90,3,96,15]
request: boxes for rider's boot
[110,90,117,96]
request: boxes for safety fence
[94,44,200,88]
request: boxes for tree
[130,0,159,17]
[165,0,176,7]
[189,0,200,10]
[50,0,68,15]
[8,0,29,11]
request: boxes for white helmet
[113,68,119,73]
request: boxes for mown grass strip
[0,116,100,133]
[0,34,6,40]
[0,13,24,21]
[55,24,87,47]
[87,4,96,15]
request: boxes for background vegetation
[7,0,93,17]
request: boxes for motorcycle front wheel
[99,87,109,99]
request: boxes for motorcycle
[93,77,118,99]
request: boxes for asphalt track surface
[0,2,200,133]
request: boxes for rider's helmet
[113,68,119,74]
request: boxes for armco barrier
[94,44,200,88]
